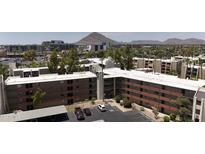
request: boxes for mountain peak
[76,32,118,45]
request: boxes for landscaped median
[131,103,170,122]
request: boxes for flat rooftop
[5,71,96,85]
[0,105,67,122]
[5,67,205,91]
[133,57,179,62]
[103,68,205,91]
[12,67,48,72]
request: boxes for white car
[98,104,106,112]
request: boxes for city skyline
[1,32,205,44]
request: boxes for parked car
[75,107,85,120]
[83,108,92,116]
[98,104,106,112]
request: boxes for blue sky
[1,32,205,44]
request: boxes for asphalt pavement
[67,104,152,122]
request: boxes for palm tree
[31,88,46,108]
[198,58,203,79]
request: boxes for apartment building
[104,68,205,117]
[134,57,182,75]
[5,71,97,112]
[180,64,205,80]
[3,66,205,121]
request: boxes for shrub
[120,101,124,106]
[140,107,145,112]
[170,113,176,121]
[124,100,132,108]
[115,95,121,103]
[152,107,159,119]
[164,116,170,122]
[91,97,96,105]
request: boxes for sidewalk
[105,99,132,112]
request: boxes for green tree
[0,63,9,79]
[170,113,176,121]
[175,97,191,121]
[108,46,134,70]
[27,61,47,68]
[121,46,134,70]
[47,51,59,73]
[66,49,80,74]
[23,50,36,61]
[85,51,96,58]
[58,53,66,74]
[31,88,46,108]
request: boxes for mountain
[182,38,205,44]
[130,38,205,45]
[130,40,162,44]
[76,32,118,45]
[163,38,184,44]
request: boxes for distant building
[3,45,43,53]
[180,64,205,80]
[42,40,75,51]
[133,57,182,75]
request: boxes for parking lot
[66,104,152,122]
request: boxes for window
[67,99,73,105]
[100,45,103,50]
[25,83,32,88]
[196,100,201,106]
[26,90,33,95]
[89,90,92,94]
[17,84,22,88]
[181,89,185,94]
[67,80,73,84]
[26,98,33,102]
[67,93,73,97]
[195,109,200,115]
[32,71,39,77]
[27,105,33,110]
[89,84,93,88]
[67,87,73,91]
[24,72,31,77]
